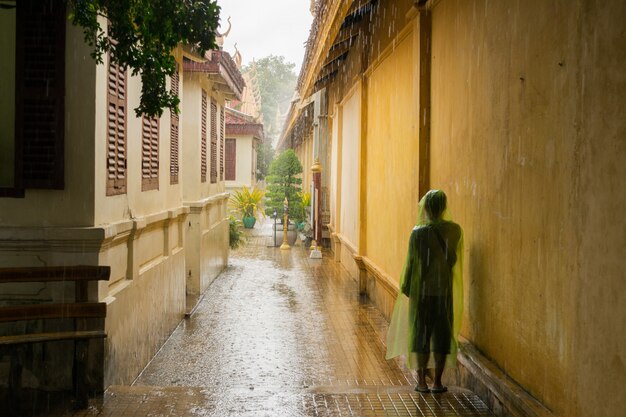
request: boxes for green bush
[265,149,304,223]
[228,215,245,249]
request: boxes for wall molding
[184,192,229,214]
[458,339,555,417]
[0,205,190,254]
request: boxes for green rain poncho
[386,190,464,369]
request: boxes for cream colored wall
[430,1,626,416]
[0,24,96,227]
[0,8,16,187]
[338,85,361,250]
[185,196,228,302]
[294,134,314,195]
[365,30,418,283]
[181,74,227,203]
[225,134,254,188]
[329,109,339,228]
[181,72,229,309]
[99,211,187,385]
[94,53,184,226]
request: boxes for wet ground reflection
[62,222,492,416]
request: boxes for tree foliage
[244,56,297,143]
[256,140,275,181]
[265,149,303,222]
[69,0,221,117]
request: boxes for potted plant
[228,215,245,249]
[229,186,266,229]
[266,150,303,246]
[296,191,310,231]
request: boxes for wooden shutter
[106,52,127,195]
[220,107,225,181]
[170,64,179,185]
[210,99,218,183]
[225,139,236,181]
[201,90,207,183]
[141,115,159,191]
[15,0,66,189]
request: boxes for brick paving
[44,220,493,416]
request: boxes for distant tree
[244,55,297,143]
[69,0,221,117]
[256,141,275,181]
[265,149,303,222]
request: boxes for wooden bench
[0,265,110,411]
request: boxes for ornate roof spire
[233,43,242,68]
[216,16,232,48]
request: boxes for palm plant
[229,186,266,228]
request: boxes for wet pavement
[52,221,493,416]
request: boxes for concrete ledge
[458,339,554,417]
[184,192,230,213]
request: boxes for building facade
[0,2,244,390]
[224,108,263,191]
[279,1,626,417]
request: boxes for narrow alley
[55,223,492,416]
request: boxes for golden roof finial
[233,43,242,68]
[216,16,232,48]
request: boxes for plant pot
[242,216,256,229]
[272,223,298,247]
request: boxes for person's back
[415,221,461,296]
[387,189,464,394]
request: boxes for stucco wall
[365,31,419,283]
[94,54,183,225]
[225,135,254,189]
[429,1,626,416]
[185,195,229,309]
[339,86,361,250]
[0,24,96,227]
[329,110,339,229]
[181,74,227,202]
[101,214,186,385]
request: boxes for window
[170,64,179,185]
[1,0,65,196]
[210,99,218,183]
[141,115,159,191]
[106,51,127,195]
[201,90,207,183]
[225,138,236,181]
[220,106,225,181]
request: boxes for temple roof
[225,107,264,140]
[183,50,245,100]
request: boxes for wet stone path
[65,222,493,416]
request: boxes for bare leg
[433,353,446,389]
[416,353,429,391]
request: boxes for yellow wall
[365,30,419,282]
[429,1,626,416]
[339,85,361,250]
[329,108,339,228]
[319,1,625,415]
[0,8,16,187]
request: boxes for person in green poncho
[386,189,464,393]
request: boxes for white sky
[218,0,314,72]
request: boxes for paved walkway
[54,221,493,416]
